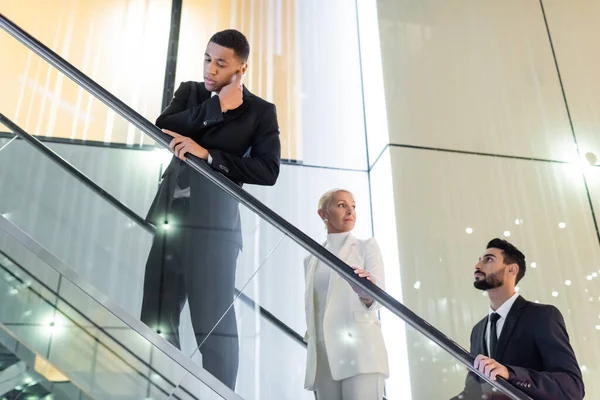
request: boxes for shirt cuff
[207,153,213,165]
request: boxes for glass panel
[0,227,225,399]
[0,328,92,400]
[0,125,155,317]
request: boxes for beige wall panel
[377,0,576,162]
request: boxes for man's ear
[240,62,248,77]
[508,263,519,278]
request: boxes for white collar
[489,292,520,319]
[211,91,217,97]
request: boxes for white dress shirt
[486,292,520,356]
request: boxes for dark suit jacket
[146,81,281,246]
[453,296,584,400]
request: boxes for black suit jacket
[453,296,584,400]
[146,81,281,246]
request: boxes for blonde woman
[304,189,389,399]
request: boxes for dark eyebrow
[480,253,496,260]
[204,53,229,63]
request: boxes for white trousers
[314,341,385,400]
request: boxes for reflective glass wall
[368,0,600,398]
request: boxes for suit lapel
[304,255,319,331]
[337,234,356,263]
[473,318,488,357]
[325,234,356,310]
[305,238,326,302]
[495,296,528,361]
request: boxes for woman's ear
[317,209,326,221]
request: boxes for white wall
[296,0,368,170]
[357,0,390,167]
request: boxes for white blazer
[304,233,389,390]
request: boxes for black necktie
[489,312,501,359]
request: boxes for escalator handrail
[0,13,531,400]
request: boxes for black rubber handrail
[0,13,531,400]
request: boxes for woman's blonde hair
[318,189,354,212]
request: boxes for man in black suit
[140,29,280,390]
[452,239,584,400]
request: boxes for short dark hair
[487,238,526,284]
[209,29,250,62]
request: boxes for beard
[473,268,506,291]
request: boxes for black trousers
[140,199,240,390]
